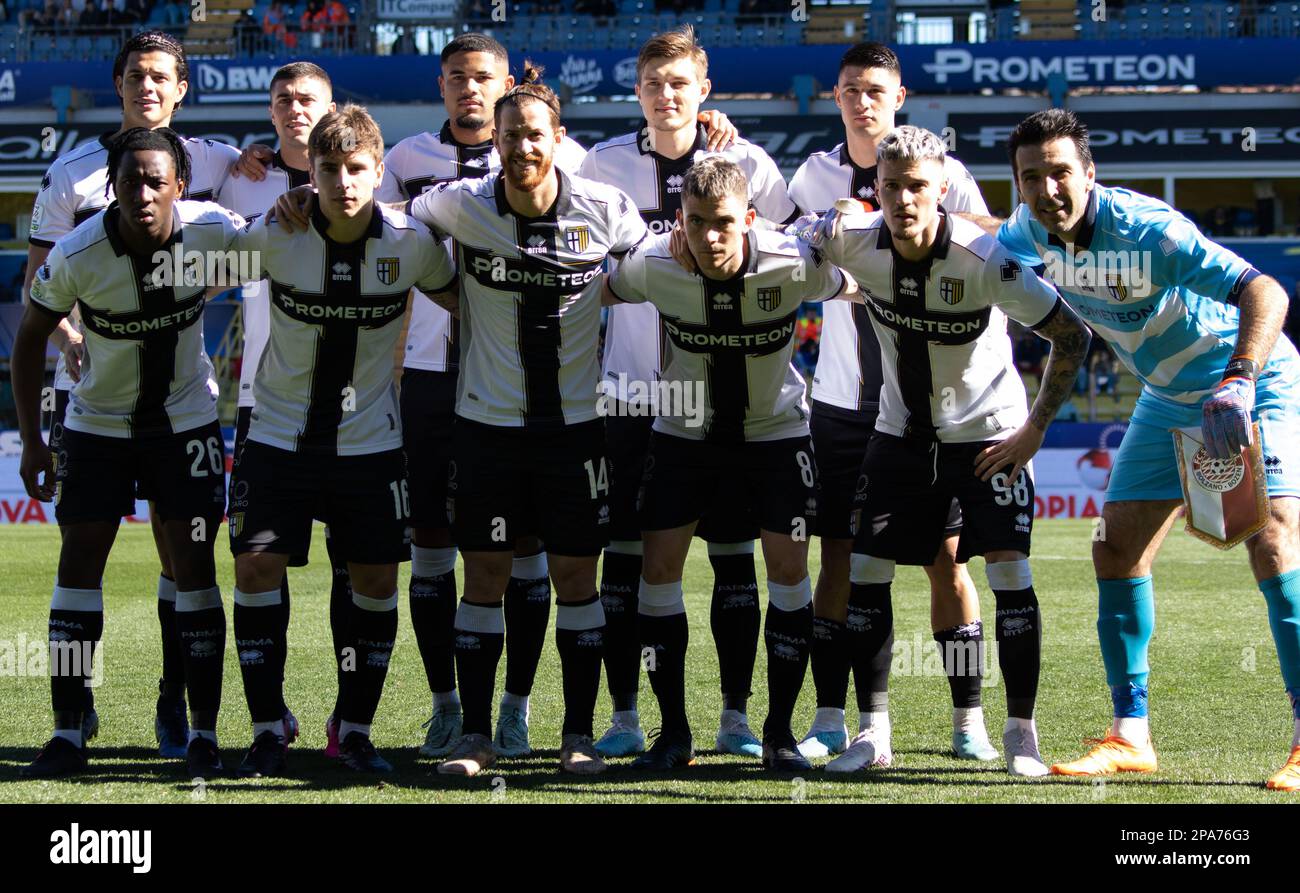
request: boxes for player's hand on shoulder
[698,110,738,152]
[19,436,55,502]
[271,186,315,231]
[974,423,1045,484]
[60,325,84,383]
[232,143,274,181]
[668,223,699,276]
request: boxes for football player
[996,109,1300,790]
[798,126,1091,776]
[15,128,247,777]
[229,105,455,775]
[23,29,243,759]
[604,156,854,771]
[787,42,1001,767]
[579,25,799,759]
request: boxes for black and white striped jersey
[217,152,310,409]
[231,203,455,456]
[580,121,800,395]
[788,144,987,416]
[408,169,648,428]
[30,133,241,389]
[28,200,247,438]
[376,120,588,374]
[608,227,845,442]
[818,209,1060,443]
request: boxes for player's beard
[455,112,489,132]
[504,152,552,191]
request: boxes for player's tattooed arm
[1230,273,1289,371]
[974,300,1090,482]
[955,211,1004,236]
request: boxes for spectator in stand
[263,0,298,48]
[300,0,326,48]
[323,0,350,47]
[162,0,188,27]
[123,0,147,22]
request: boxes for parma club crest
[757,287,782,312]
[939,277,965,305]
[565,226,590,253]
[376,257,400,286]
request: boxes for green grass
[0,520,1294,803]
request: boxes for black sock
[811,616,850,710]
[157,576,185,700]
[504,571,551,698]
[555,594,605,738]
[175,587,226,731]
[49,588,105,726]
[763,586,813,739]
[639,601,690,735]
[409,566,457,696]
[600,550,643,713]
[454,600,504,737]
[847,582,893,713]
[709,551,759,712]
[994,585,1041,719]
[234,588,287,724]
[934,620,984,709]
[325,529,351,717]
[338,592,398,726]
[276,575,291,713]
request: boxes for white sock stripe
[707,540,755,556]
[607,540,644,556]
[156,576,177,603]
[412,545,457,577]
[638,578,684,608]
[51,586,103,613]
[556,598,605,630]
[511,552,548,580]
[233,588,282,608]
[175,587,222,613]
[456,601,505,634]
[352,591,399,613]
[850,553,895,585]
[986,559,1033,591]
[767,577,813,612]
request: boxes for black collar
[636,120,709,160]
[439,119,493,151]
[492,167,572,220]
[310,200,385,244]
[272,151,312,188]
[875,207,953,261]
[102,200,182,258]
[1046,186,1100,251]
[838,142,875,175]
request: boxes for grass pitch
[0,519,1293,804]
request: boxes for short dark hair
[113,30,189,99]
[309,104,385,166]
[1007,108,1094,177]
[839,42,900,78]
[105,127,190,199]
[440,33,508,67]
[494,62,561,130]
[270,61,333,98]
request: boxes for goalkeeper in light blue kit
[990,109,1300,790]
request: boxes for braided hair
[105,127,190,200]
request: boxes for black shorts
[229,440,411,565]
[639,431,818,538]
[46,388,70,452]
[400,368,458,530]
[607,414,758,545]
[234,405,252,457]
[851,434,1033,565]
[448,417,608,557]
[54,420,227,528]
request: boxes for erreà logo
[332,261,352,281]
[666,174,684,193]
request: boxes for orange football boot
[1050,734,1157,776]
[1264,746,1300,791]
